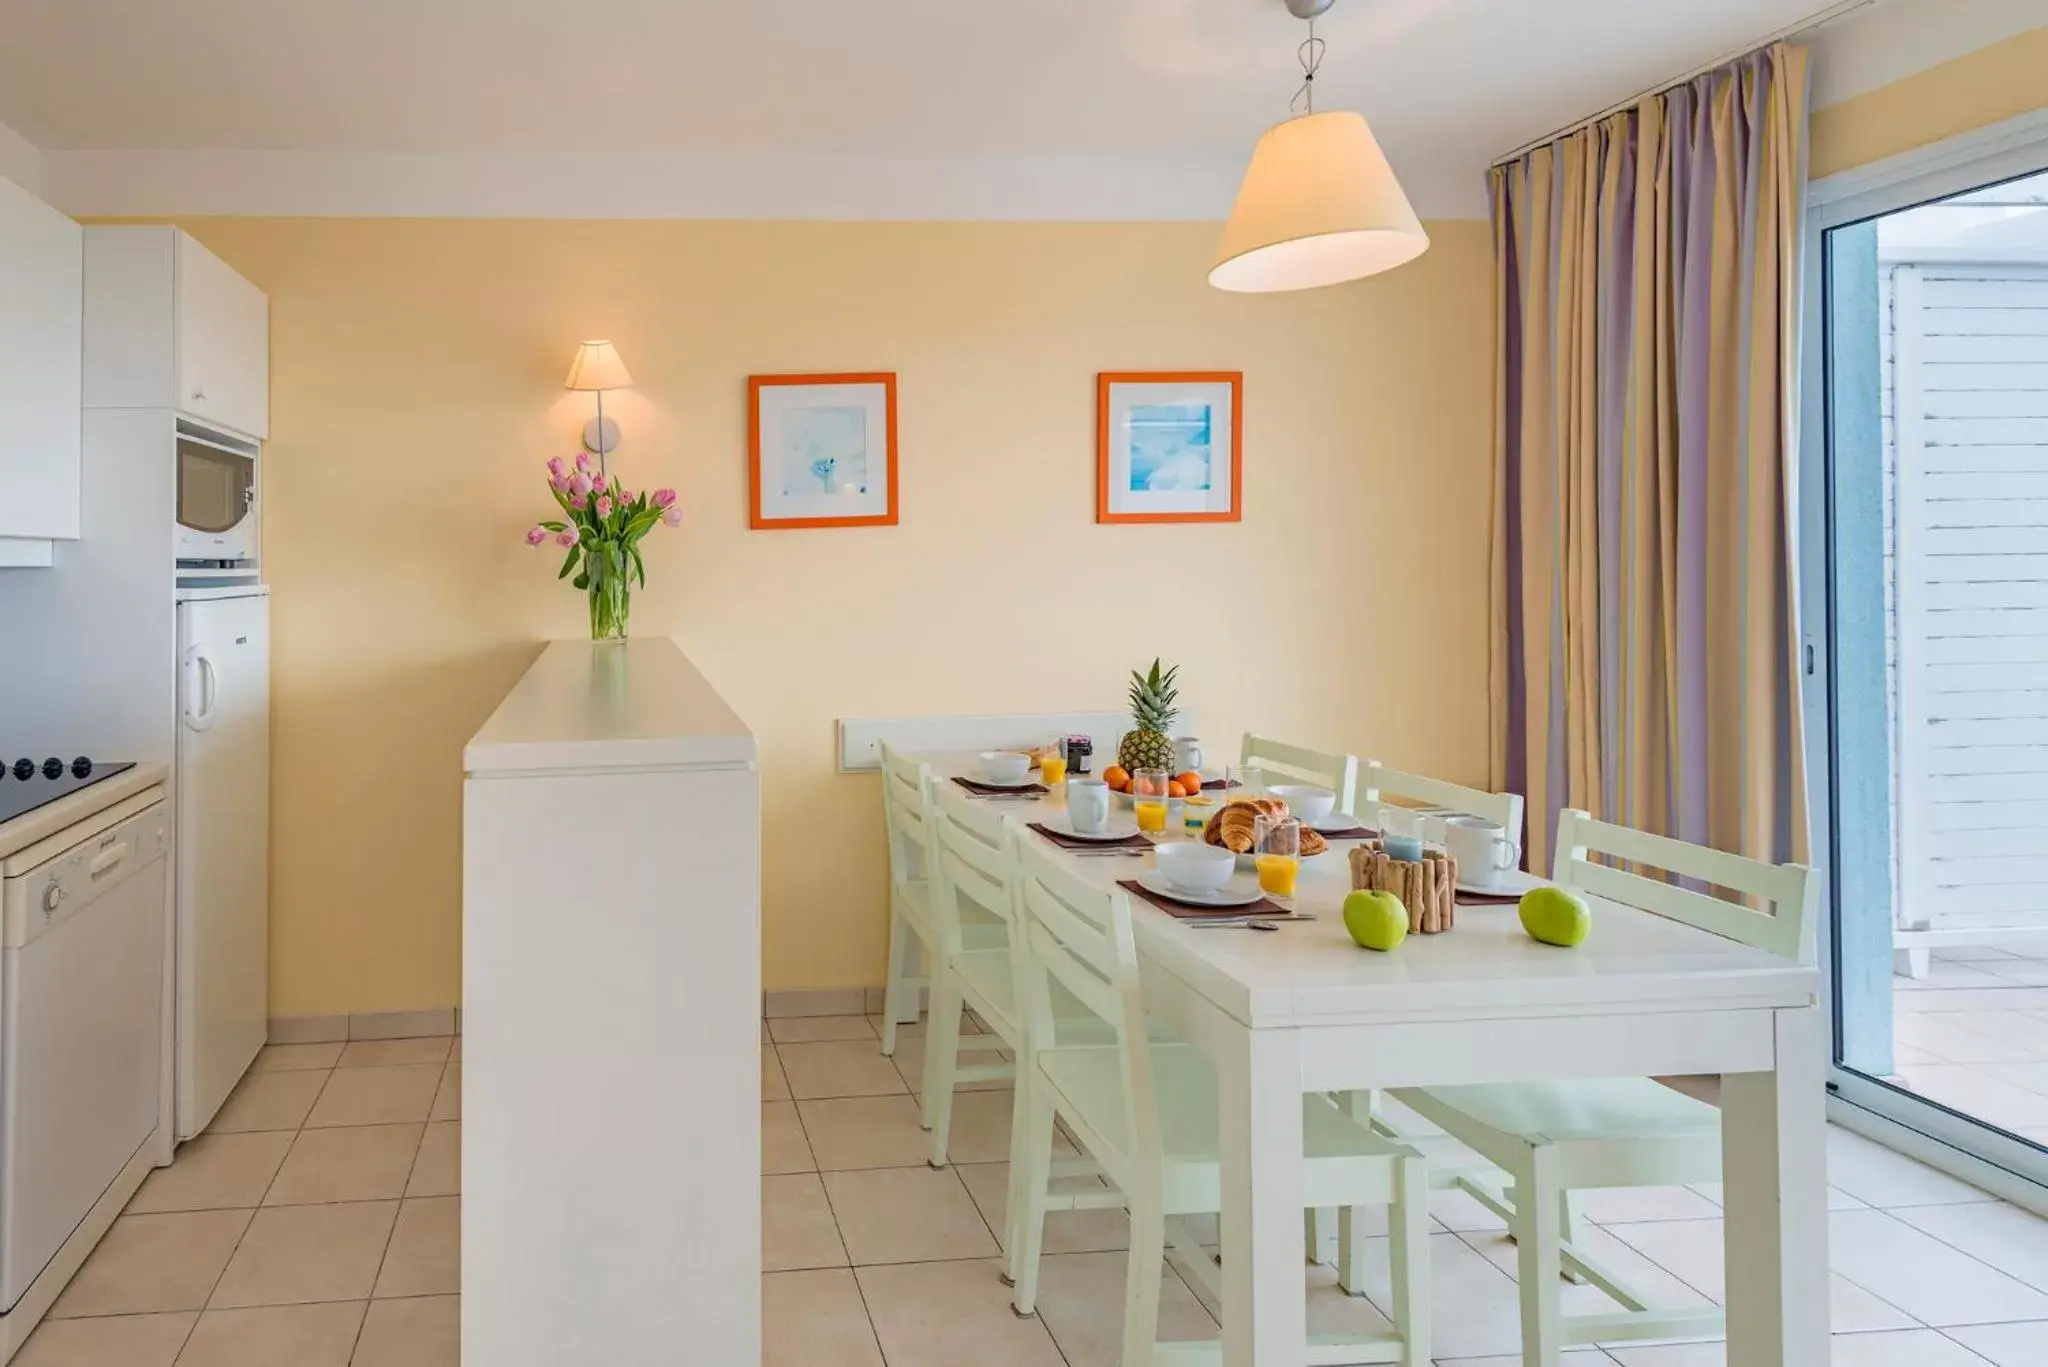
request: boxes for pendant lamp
[1210,0,1429,292]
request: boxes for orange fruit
[1167,780,1188,799]
[1175,771,1203,794]
[1102,765,1129,791]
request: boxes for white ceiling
[0,0,1984,219]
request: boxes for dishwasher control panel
[2,800,167,948]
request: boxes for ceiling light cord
[1291,18,1325,116]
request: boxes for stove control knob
[10,759,31,781]
[41,882,62,915]
[41,757,63,780]
[70,756,92,778]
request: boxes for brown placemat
[952,776,1049,797]
[1310,823,1377,841]
[1199,778,1242,792]
[1454,888,1523,905]
[1118,878,1285,921]
[1028,823,1152,852]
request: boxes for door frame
[1800,107,2048,1209]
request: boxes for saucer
[972,772,1038,789]
[1454,868,1544,897]
[1306,814,1369,834]
[1040,813,1143,843]
[1135,871,1264,909]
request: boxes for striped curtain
[1491,43,1812,875]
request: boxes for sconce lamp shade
[564,340,634,392]
[1210,110,1430,293]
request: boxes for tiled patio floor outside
[23,1009,2048,1366]
[1889,945,2048,1147]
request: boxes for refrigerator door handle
[183,646,220,732]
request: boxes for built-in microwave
[175,422,258,568]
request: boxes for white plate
[1306,813,1371,834]
[1136,871,1264,909]
[967,772,1039,790]
[1039,813,1143,843]
[1454,868,1544,897]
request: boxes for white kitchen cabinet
[174,234,267,440]
[0,174,83,549]
[83,227,268,442]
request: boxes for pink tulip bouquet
[527,453,681,641]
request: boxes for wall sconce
[564,340,634,471]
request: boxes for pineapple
[1117,658,1181,774]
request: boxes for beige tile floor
[28,1006,2048,1366]
[17,1035,458,1367]
[1890,946,2048,1146]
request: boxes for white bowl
[1153,842,1236,893]
[978,751,1031,784]
[1268,784,1336,825]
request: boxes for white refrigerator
[175,587,270,1139]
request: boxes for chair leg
[1336,1089,1374,1294]
[879,909,912,1057]
[1000,1045,1036,1285]
[1009,1079,1057,1318]
[1511,1147,1564,1367]
[924,971,965,1160]
[1304,1208,1330,1267]
[1388,1152,1432,1367]
[1120,1190,1167,1367]
[1559,1189,1588,1284]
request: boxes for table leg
[1217,1027,1307,1367]
[1721,1004,1829,1367]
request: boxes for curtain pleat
[1492,43,1811,874]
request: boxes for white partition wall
[463,639,760,1366]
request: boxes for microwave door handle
[184,647,221,732]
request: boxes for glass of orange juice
[1132,768,1172,834]
[1038,736,1068,786]
[1254,815,1301,898]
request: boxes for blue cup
[1383,834,1425,862]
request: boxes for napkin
[1028,823,1152,852]
[1118,878,1286,921]
[951,776,1049,797]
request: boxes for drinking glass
[1254,815,1301,898]
[1132,768,1172,835]
[1038,734,1068,786]
[1379,803,1425,863]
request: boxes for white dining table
[923,756,1827,1367]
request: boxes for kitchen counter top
[463,638,756,776]
[0,763,167,863]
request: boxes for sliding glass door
[1810,135,2048,1184]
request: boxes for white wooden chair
[877,743,1005,1056]
[1390,810,1817,1365]
[1358,759,1525,847]
[1239,735,1359,813]
[1008,838,1432,1367]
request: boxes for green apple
[1343,889,1408,952]
[1518,886,1591,947]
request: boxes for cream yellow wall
[169,217,1493,1015]
[1812,25,2048,178]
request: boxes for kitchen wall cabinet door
[0,175,83,543]
[175,232,268,440]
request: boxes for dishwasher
[0,793,167,1312]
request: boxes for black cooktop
[0,759,137,828]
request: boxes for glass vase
[587,550,631,642]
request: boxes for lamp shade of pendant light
[1210,109,1430,293]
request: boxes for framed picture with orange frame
[1095,371,1242,524]
[748,373,899,530]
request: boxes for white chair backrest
[1360,760,1525,843]
[1551,809,1817,964]
[1014,838,1159,1181]
[930,784,1021,956]
[1240,734,1359,812]
[879,742,935,892]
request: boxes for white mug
[1174,737,1204,773]
[1066,778,1111,834]
[1444,815,1518,887]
